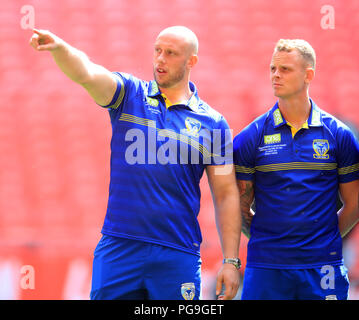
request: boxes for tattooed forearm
[238,180,255,238]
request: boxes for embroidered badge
[313,139,329,159]
[181,282,195,300]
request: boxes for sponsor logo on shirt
[264,133,281,145]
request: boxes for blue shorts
[90,234,202,300]
[241,265,349,300]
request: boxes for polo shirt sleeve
[208,115,233,165]
[98,72,138,111]
[233,123,257,181]
[336,124,359,183]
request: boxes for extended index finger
[32,28,43,35]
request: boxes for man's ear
[305,67,315,84]
[188,54,199,69]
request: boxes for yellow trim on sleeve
[235,165,255,174]
[109,75,125,109]
[338,163,359,175]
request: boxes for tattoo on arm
[238,180,255,238]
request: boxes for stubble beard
[153,64,187,89]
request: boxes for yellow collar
[287,121,309,138]
[161,93,190,109]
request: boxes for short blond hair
[274,39,316,69]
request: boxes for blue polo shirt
[99,72,232,255]
[233,99,359,268]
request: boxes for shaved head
[153,26,199,90]
[156,26,199,56]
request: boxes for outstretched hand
[29,29,62,51]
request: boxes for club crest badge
[313,139,329,159]
[181,282,195,300]
[184,117,201,137]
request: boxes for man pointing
[30,26,241,300]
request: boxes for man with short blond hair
[274,39,316,69]
[234,39,359,300]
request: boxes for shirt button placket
[165,108,171,123]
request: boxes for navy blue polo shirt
[99,72,232,255]
[234,99,359,268]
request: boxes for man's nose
[156,52,166,64]
[273,69,281,78]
